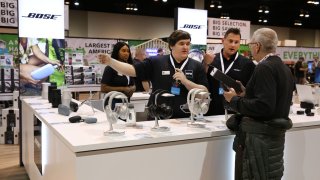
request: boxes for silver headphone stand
[104,120,125,136]
[187,113,206,128]
[151,117,170,132]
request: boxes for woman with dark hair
[100,42,135,98]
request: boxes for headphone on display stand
[148,89,174,132]
[187,88,211,128]
[102,91,129,136]
[148,89,174,120]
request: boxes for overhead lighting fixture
[220,12,229,19]
[74,0,79,6]
[210,0,215,8]
[126,3,138,11]
[258,5,269,14]
[258,16,268,23]
[65,1,70,5]
[299,9,310,18]
[209,1,222,9]
[162,0,168,2]
[294,20,302,26]
[307,1,319,5]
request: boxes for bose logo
[22,13,61,20]
[180,24,204,29]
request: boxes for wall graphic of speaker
[102,91,129,136]
[31,64,58,80]
[187,88,211,128]
[148,89,174,132]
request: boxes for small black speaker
[51,89,61,108]
[70,101,79,112]
[48,82,57,103]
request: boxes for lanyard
[259,53,274,64]
[220,51,239,74]
[126,75,130,85]
[170,54,189,71]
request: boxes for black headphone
[148,89,174,119]
[103,91,129,123]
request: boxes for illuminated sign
[18,0,64,39]
[176,8,207,45]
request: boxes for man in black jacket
[203,28,255,115]
[224,28,294,180]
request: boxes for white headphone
[187,88,211,115]
[103,91,129,123]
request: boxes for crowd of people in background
[293,56,320,84]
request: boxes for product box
[14,68,19,80]
[65,65,72,75]
[72,66,84,73]
[84,72,95,79]
[83,66,93,72]
[65,75,73,85]
[73,79,84,85]
[73,72,84,79]
[0,54,13,67]
[4,81,13,92]
[84,79,95,84]
[0,108,19,144]
[72,53,83,65]
[3,68,12,80]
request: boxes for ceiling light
[133,4,138,11]
[65,1,70,5]
[258,5,269,14]
[294,20,302,26]
[74,1,79,6]
[307,1,319,5]
[220,12,229,19]
[217,2,222,9]
[162,0,168,2]
[210,0,215,8]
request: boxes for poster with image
[0,34,19,65]
[19,37,65,96]
[65,37,118,80]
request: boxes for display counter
[21,98,320,180]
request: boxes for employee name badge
[171,81,181,95]
[219,83,224,95]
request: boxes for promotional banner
[208,18,250,40]
[276,47,320,61]
[18,0,64,39]
[0,34,18,64]
[0,0,17,27]
[176,8,207,45]
[65,37,119,84]
[18,0,65,96]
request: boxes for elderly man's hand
[223,88,237,102]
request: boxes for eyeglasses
[247,42,258,46]
[248,42,261,48]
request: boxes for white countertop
[22,97,320,153]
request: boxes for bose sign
[176,8,207,45]
[19,0,64,39]
[22,13,61,20]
